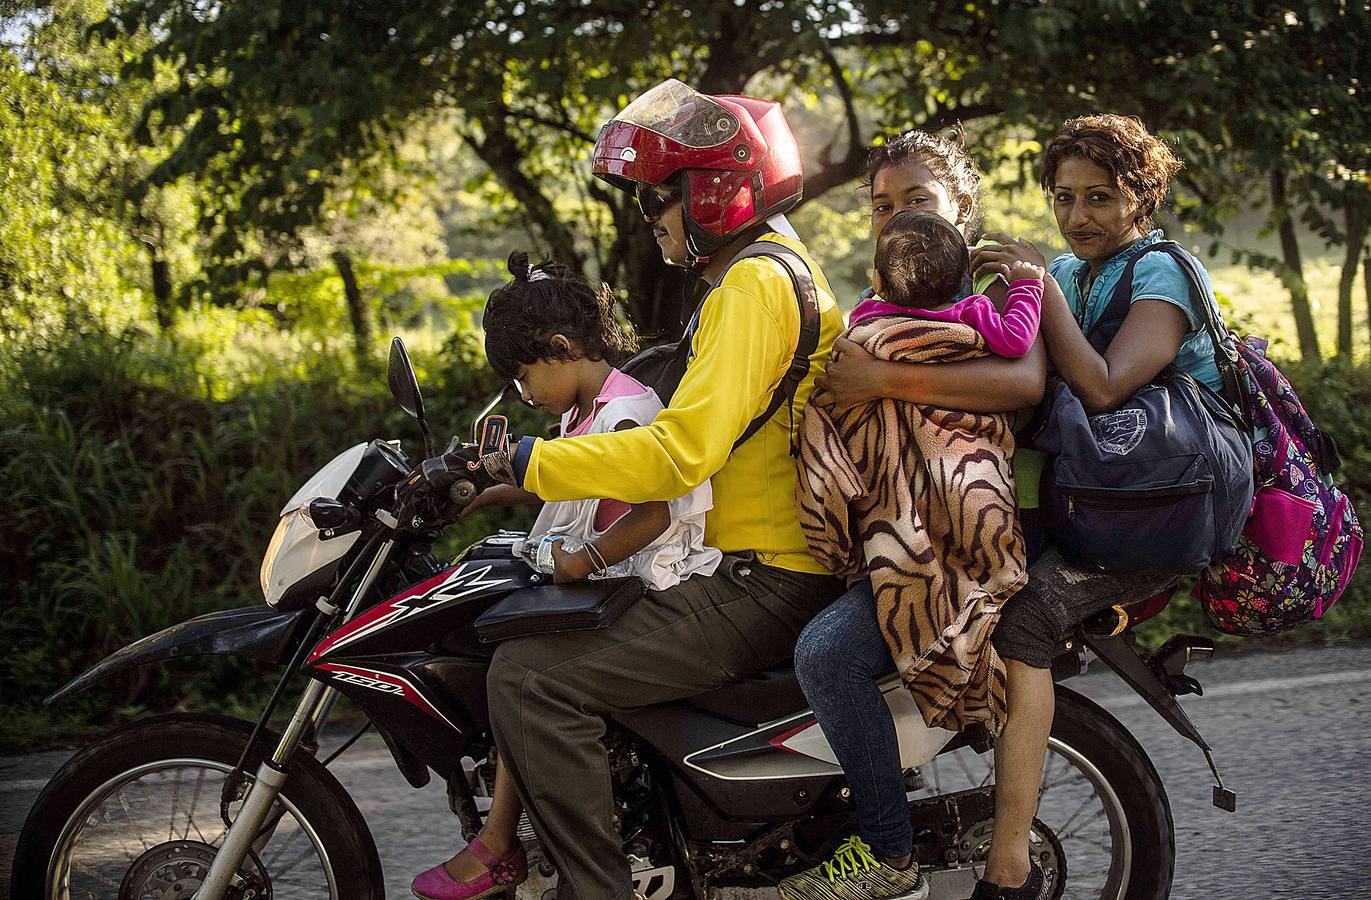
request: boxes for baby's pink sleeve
[960,279,1043,358]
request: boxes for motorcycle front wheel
[12,713,384,900]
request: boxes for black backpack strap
[719,241,822,455]
[1089,241,1250,426]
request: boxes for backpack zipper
[1065,481,1212,517]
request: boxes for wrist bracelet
[583,541,609,576]
[480,449,516,485]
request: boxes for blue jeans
[792,579,911,859]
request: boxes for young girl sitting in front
[412,251,720,900]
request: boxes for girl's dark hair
[863,128,984,238]
[874,208,969,309]
[483,250,639,380]
[1039,114,1182,229]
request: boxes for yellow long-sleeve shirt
[517,233,844,574]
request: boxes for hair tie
[506,249,532,281]
[528,268,551,282]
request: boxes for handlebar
[449,479,477,505]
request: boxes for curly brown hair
[1039,114,1182,229]
[874,209,970,309]
[863,128,985,238]
[483,250,639,381]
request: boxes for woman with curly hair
[963,114,1222,899]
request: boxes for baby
[852,207,1043,356]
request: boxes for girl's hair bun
[507,250,532,281]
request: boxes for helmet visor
[612,79,740,149]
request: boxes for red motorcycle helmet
[592,79,803,262]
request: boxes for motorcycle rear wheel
[916,685,1174,900]
[12,712,384,900]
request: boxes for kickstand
[1202,746,1237,812]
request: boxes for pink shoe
[410,837,528,900]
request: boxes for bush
[0,326,539,750]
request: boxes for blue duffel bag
[1033,243,1254,574]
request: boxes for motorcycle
[14,337,1236,900]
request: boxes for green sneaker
[778,836,928,900]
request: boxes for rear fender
[45,606,309,705]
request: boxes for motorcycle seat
[687,662,809,725]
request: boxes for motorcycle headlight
[259,510,360,607]
[260,514,293,601]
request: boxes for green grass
[1205,257,1368,361]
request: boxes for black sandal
[968,860,1048,900]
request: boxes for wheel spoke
[168,769,182,842]
[1054,788,1100,837]
[1056,806,1108,840]
[115,787,153,851]
[1038,772,1082,795]
[53,757,337,900]
[183,768,206,840]
[72,859,123,889]
[1061,830,1114,852]
[268,839,322,881]
[954,749,981,787]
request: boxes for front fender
[45,605,309,705]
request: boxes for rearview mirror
[387,337,425,421]
[388,337,434,458]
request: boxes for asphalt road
[3,641,1369,899]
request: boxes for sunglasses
[635,182,683,219]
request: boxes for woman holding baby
[783,115,1226,900]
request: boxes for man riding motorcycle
[403,78,846,899]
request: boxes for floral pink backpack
[1198,337,1363,634]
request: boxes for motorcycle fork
[193,536,396,900]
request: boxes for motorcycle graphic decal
[685,682,955,781]
[316,662,460,731]
[309,562,510,662]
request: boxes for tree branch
[801,38,867,204]
[923,101,999,133]
[502,106,596,145]
[459,104,583,270]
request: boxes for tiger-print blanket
[797,314,1027,734]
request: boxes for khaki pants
[487,560,841,899]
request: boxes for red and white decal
[309,563,510,662]
[767,720,827,759]
[316,662,460,731]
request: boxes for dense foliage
[91,0,1369,340]
[1,2,1367,747]
[0,327,542,750]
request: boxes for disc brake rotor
[118,839,271,900]
[956,817,1067,900]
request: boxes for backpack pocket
[1242,486,1316,566]
[1047,453,1217,572]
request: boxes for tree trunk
[462,107,582,271]
[147,245,173,332]
[331,250,370,369]
[1270,169,1321,361]
[1337,201,1367,358]
[1365,245,1371,360]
